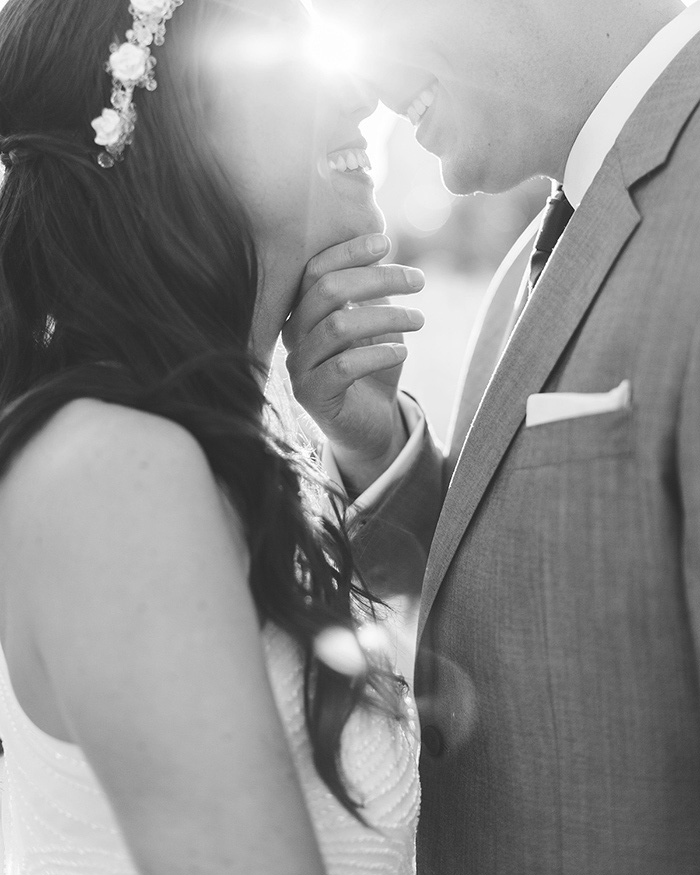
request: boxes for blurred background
[361,106,549,442]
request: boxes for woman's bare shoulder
[3,398,209,499]
[0,397,247,575]
[8,398,204,483]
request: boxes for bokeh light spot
[403,184,455,236]
[314,627,368,676]
[356,622,392,657]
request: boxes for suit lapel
[615,29,700,192]
[417,152,640,642]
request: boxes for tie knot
[535,187,574,255]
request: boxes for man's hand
[283,233,425,495]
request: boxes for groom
[286,0,700,871]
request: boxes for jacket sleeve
[349,416,445,602]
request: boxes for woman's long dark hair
[0,0,402,817]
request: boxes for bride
[0,0,425,872]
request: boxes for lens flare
[304,18,361,75]
[356,622,392,656]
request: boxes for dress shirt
[329,0,700,509]
[322,394,425,515]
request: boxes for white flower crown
[91,0,184,168]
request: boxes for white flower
[131,0,171,15]
[132,20,154,45]
[109,42,149,83]
[91,108,123,147]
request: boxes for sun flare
[304,16,362,75]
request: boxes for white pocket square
[526,380,632,428]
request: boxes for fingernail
[391,343,408,361]
[368,234,389,255]
[407,308,425,327]
[404,268,425,289]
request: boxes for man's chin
[439,156,483,197]
[439,152,523,197]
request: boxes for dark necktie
[526,184,574,298]
[499,184,574,356]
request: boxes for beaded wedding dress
[0,622,420,875]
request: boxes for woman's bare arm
[0,399,325,875]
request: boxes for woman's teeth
[328,147,372,173]
[406,86,436,126]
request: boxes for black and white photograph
[0,0,699,872]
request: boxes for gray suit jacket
[359,32,700,875]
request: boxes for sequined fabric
[0,625,419,874]
[263,624,420,875]
[0,646,135,875]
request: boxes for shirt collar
[563,1,700,209]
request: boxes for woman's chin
[326,207,387,250]
[352,198,386,238]
[363,207,387,237]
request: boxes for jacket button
[422,725,444,757]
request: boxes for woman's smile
[327,147,371,174]
[327,137,372,175]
